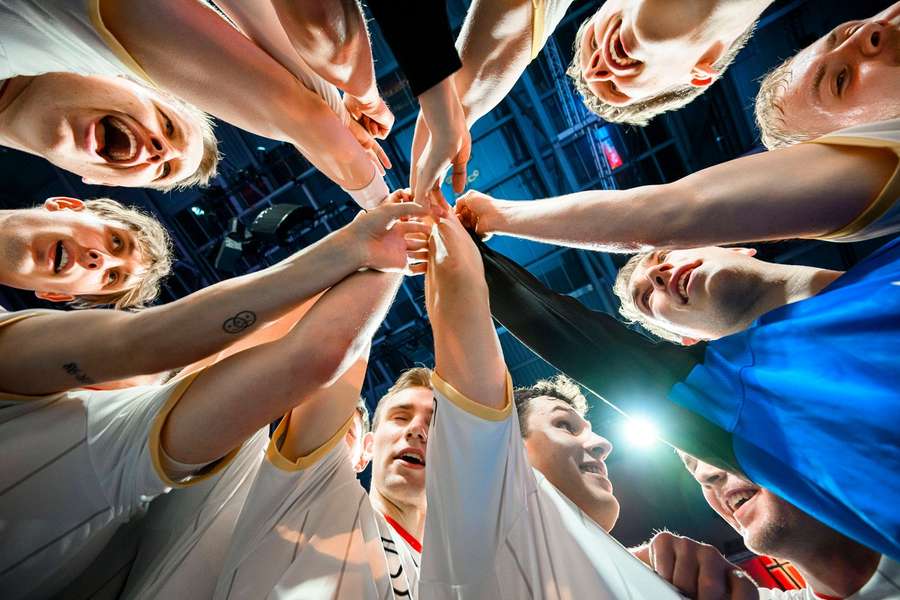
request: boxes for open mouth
[52,240,70,274]
[608,18,639,69]
[96,115,139,163]
[726,488,759,515]
[670,262,699,304]
[396,450,425,467]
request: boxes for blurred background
[0,0,891,572]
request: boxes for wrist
[326,227,367,272]
[482,199,515,234]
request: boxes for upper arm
[662,142,899,247]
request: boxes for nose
[695,462,727,487]
[586,50,614,81]
[585,433,613,461]
[79,248,105,270]
[851,21,885,57]
[146,134,179,164]
[645,261,673,291]
[405,419,428,444]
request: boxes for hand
[344,93,395,139]
[412,79,471,209]
[646,532,758,600]
[424,201,487,315]
[347,117,392,176]
[455,190,505,239]
[345,190,431,274]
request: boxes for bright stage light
[621,416,660,448]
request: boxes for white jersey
[120,428,269,600]
[215,414,420,599]
[0,0,152,82]
[531,0,576,59]
[811,118,900,243]
[758,555,900,600]
[0,311,242,599]
[420,373,685,600]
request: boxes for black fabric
[367,0,462,96]
[477,237,742,473]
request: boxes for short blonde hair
[70,198,173,310]
[612,253,685,344]
[754,56,816,149]
[568,15,756,126]
[372,367,433,430]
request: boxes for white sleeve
[86,372,242,515]
[420,371,535,597]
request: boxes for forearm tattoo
[62,362,95,385]
[222,310,257,334]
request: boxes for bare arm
[459,143,898,251]
[103,0,379,188]
[163,268,403,463]
[425,212,507,408]
[0,201,429,395]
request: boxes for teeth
[609,29,637,67]
[678,272,688,301]
[400,453,423,465]
[102,116,138,162]
[59,246,69,271]
[728,490,756,512]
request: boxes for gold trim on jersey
[90,0,158,86]
[431,370,513,421]
[531,0,546,60]
[808,135,900,241]
[148,370,241,487]
[267,411,354,472]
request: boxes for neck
[749,263,843,322]
[704,0,772,43]
[785,535,880,598]
[0,76,37,153]
[0,210,19,288]
[368,485,425,542]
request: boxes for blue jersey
[671,237,900,561]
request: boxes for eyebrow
[811,31,839,101]
[629,253,657,313]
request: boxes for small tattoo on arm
[222,310,257,334]
[62,362,95,385]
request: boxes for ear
[690,42,725,88]
[680,336,701,346]
[361,431,375,465]
[35,290,76,303]
[352,449,371,474]
[730,247,757,257]
[44,197,85,212]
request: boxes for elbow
[305,333,363,390]
[635,181,703,249]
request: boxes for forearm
[488,143,896,250]
[106,0,375,188]
[454,0,533,126]
[430,278,507,409]
[164,270,402,463]
[0,230,362,395]
[271,0,378,100]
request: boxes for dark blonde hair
[513,374,588,436]
[568,14,756,126]
[70,198,173,310]
[371,367,434,429]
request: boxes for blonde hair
[372,367,433,429]
[568,15,756,126]
[612,253,685,344]
[754,56,817,149]
[513,374,588,436]
[70,198,173,310]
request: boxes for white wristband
[343,169,389,210]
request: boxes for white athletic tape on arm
[343,168,389,210]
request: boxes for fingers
[727,569,758,600]
[406,262,428,276]
[406,236,429,251]
[374,200,429,222]
[696,554,728,600]
[393,221,433,237]
[406,249,429,262]
[372,141,391,171]
[671,548,699,599]
[451,132,472,194]
[650,533,676,582]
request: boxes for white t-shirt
[810,118,900,243]
[531,0,576,59]
[0,373,241,599]
[420,373,685,599]
[119,428,269,600]
[214,413,420,599]
[0,0,152,82]
[758,556,900,600]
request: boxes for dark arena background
[0,0,891,582]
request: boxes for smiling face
[576,0,726,107]
[620,247,765,343]
[8,72,204,188]
[364,386,434,508]
[0,198,147,301]
[682,455,818,558]
[776,2,900,140]
[521,396,619,531]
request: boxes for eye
[641,287,653,311]
[161,162,172,179]
[111,233,124,251]
[835,68,848,94]
[163,112,175,137]
[609,81,619,93]
[107,270,119,285]
[554,419,576,433]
